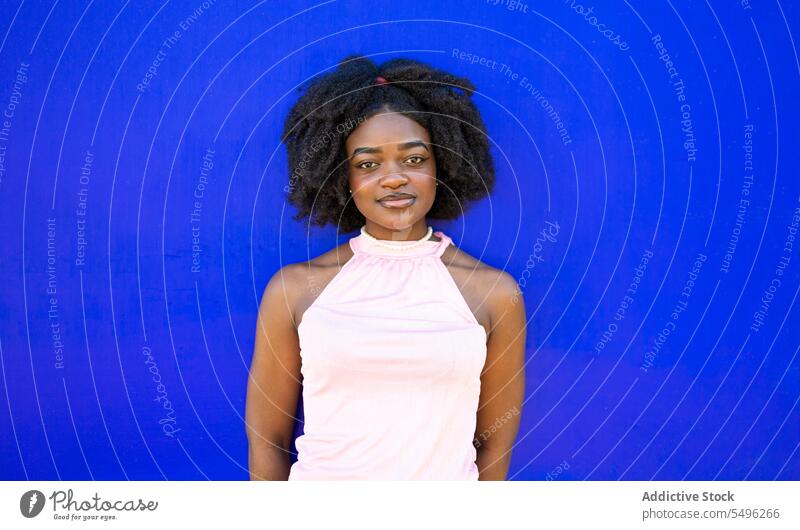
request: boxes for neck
[363,220,431,241]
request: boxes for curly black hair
[281,54,495,234]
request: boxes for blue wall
[1,0,798,480]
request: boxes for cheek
[350,181,379,212]
[350,175,376,199]
[418,175,438,203]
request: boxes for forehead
[346,112,430,151]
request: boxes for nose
[378,169,409,189]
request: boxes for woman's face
[345,111,437,232]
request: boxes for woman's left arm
[474,271,527,480]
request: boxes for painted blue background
[1,0,798,480]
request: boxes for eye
[356,160,378,169]
[406,155,427,165]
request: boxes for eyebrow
[351,140,429,157]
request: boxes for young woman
[246,55,526,480]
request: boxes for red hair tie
[375,76,388,86]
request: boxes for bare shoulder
[262,240,354,325]
[265,241,353,290]
[307,238,355,268]
[260,261,304,314]
[442,242,521,304]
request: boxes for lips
[377,193,416,209]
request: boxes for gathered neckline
[349,230,451,258]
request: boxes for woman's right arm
[245,265,303,480]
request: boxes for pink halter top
[289,228,488,480]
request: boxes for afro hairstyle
[281,54,495,234]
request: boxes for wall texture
[0,0,798,480]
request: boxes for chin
[372,213,422,232]
[380,220,417,231]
